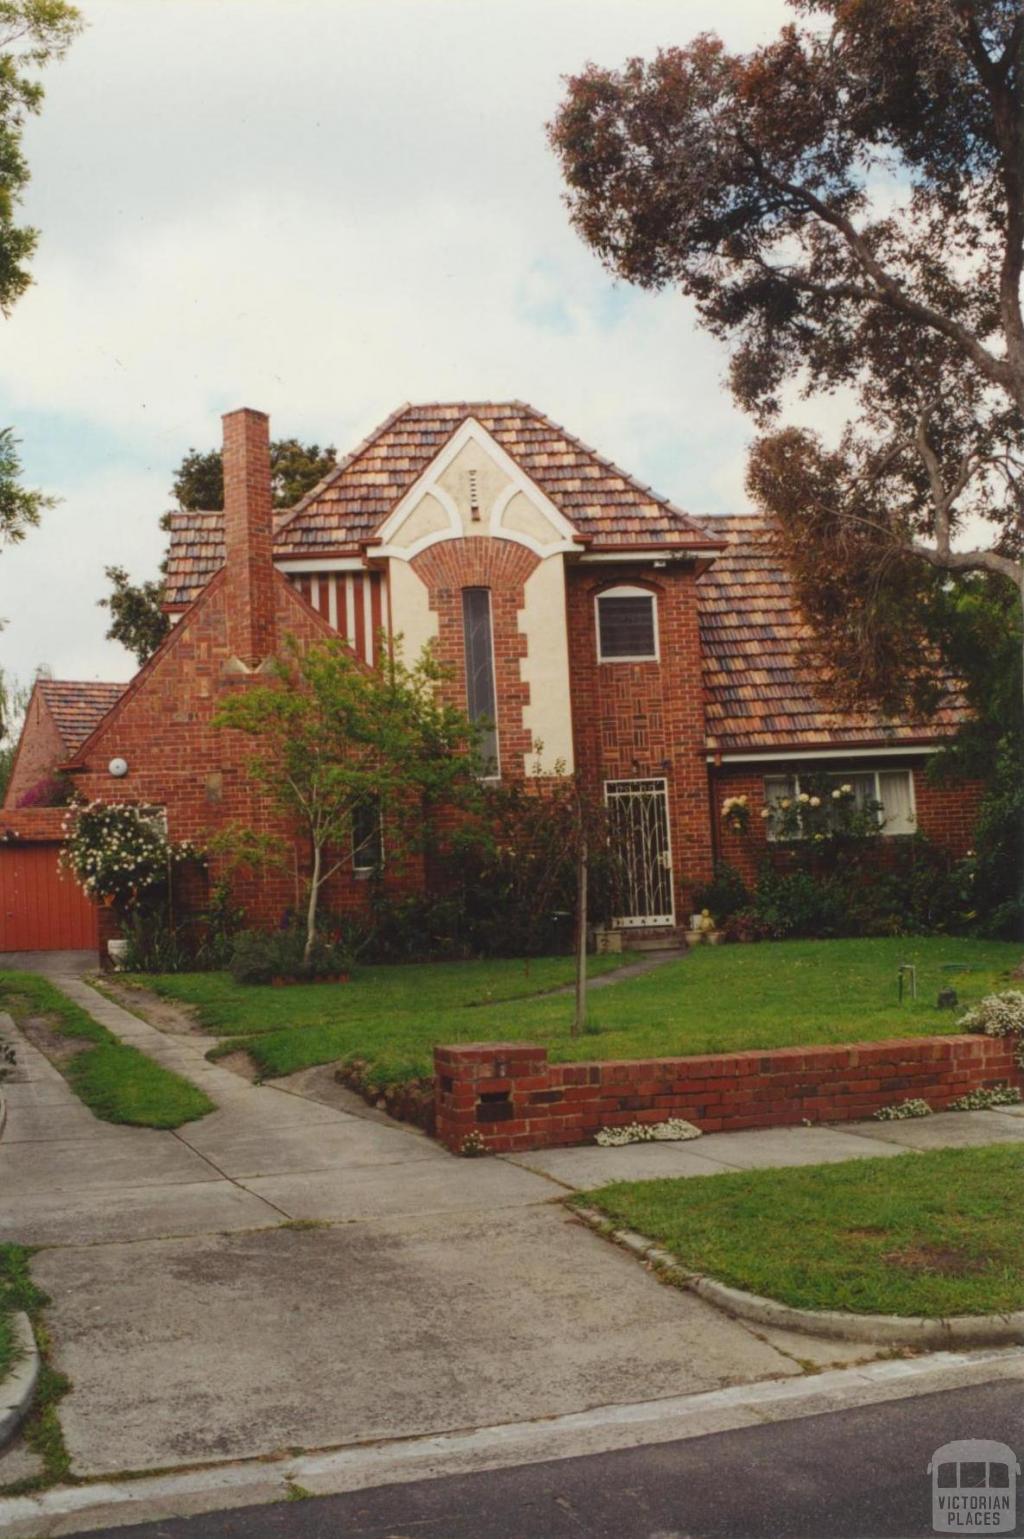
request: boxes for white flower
[840,783,853,795]
[831,789,842,800]
[780,797,791,809]
[809,796,821,808]
[798,792,810,804]
[760,807,771,819]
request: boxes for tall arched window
[462,587,499,774]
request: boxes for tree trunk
[573,826,588,1038]
[1018,579,1024,947]
[304,842,321,967]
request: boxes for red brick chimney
[222,407,275,670]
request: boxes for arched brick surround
[411,538,540,775]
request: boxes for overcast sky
[0,0,795,687]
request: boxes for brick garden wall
[433,1035,1021,1153]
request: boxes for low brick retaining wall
[433,1035,1021,1154]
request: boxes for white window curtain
[878,771,916,835]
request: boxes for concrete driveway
[0,956,807,1486]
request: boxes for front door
[605,778,675,928]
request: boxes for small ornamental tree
[61,801,202,916]
[214,636,482,966]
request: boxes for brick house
[1,402,979,951]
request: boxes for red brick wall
[223,408,276,670]
[0,807,69,840]
[66,573,397,927]
[566,564,714,916]
[434,1035,1021,1153]
[709,763,984,889]
[3,690,65,809]
[411,538,538,775]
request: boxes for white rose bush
[61,800,203,917]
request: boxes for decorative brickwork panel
[434,1035,1021,1154]
[566,563,714,917]
[411,539,539,775]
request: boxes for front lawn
[579,1144,1024,1318]
[0,973,214,1129]
[136,936,1018,1086]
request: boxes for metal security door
[605,778,674,927]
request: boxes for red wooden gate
[0,842,98,951]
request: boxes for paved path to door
[2,950,1023,1516]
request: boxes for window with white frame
[763,769,916,839]
[595,586,658,662]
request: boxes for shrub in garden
[61,800,201,915]
[228,929,354,985]
[958,991,1024,1038]
[691,863,750,927]
[745,866,849,940]
[16,771,72,808]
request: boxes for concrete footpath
[1,952,1023,1537]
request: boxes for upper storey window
[462,587,499,775]
[596,586,658,662]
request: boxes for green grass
[0,1244,70,1495]
[0,1244,39,1385]
[0,972,214,1129]
[135,936,1018,1086]
[579,1144,1024,1318]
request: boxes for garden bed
[576,1145,1024,1318]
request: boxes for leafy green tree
[215,637,481,965]
[172,437,337,511]
[0,664,28,799]
[0,2,82,550]
[549,2,1024,702]
[99,563,170,667]
[102,437,338,665]
[550,0,1024,936]
[0,426,51,549]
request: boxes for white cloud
[0,0,796,686]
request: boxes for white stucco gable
[374,416,584,560]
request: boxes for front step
[616,927,686,953]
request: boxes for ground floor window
[763,768,916,839]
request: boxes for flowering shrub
[720,794,750,835]
[948,1085,1022,1111]
[874,1098,933,1121]
[16,772,72,808]
[595,1118,702,1146]
[763,781,882,846]
[61,800,202,914]
[958,991,1024,1038]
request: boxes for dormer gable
[374,416,584,560]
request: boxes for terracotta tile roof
[163,401,722,607]
[697,514,966,755]
[39,680,125,753]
